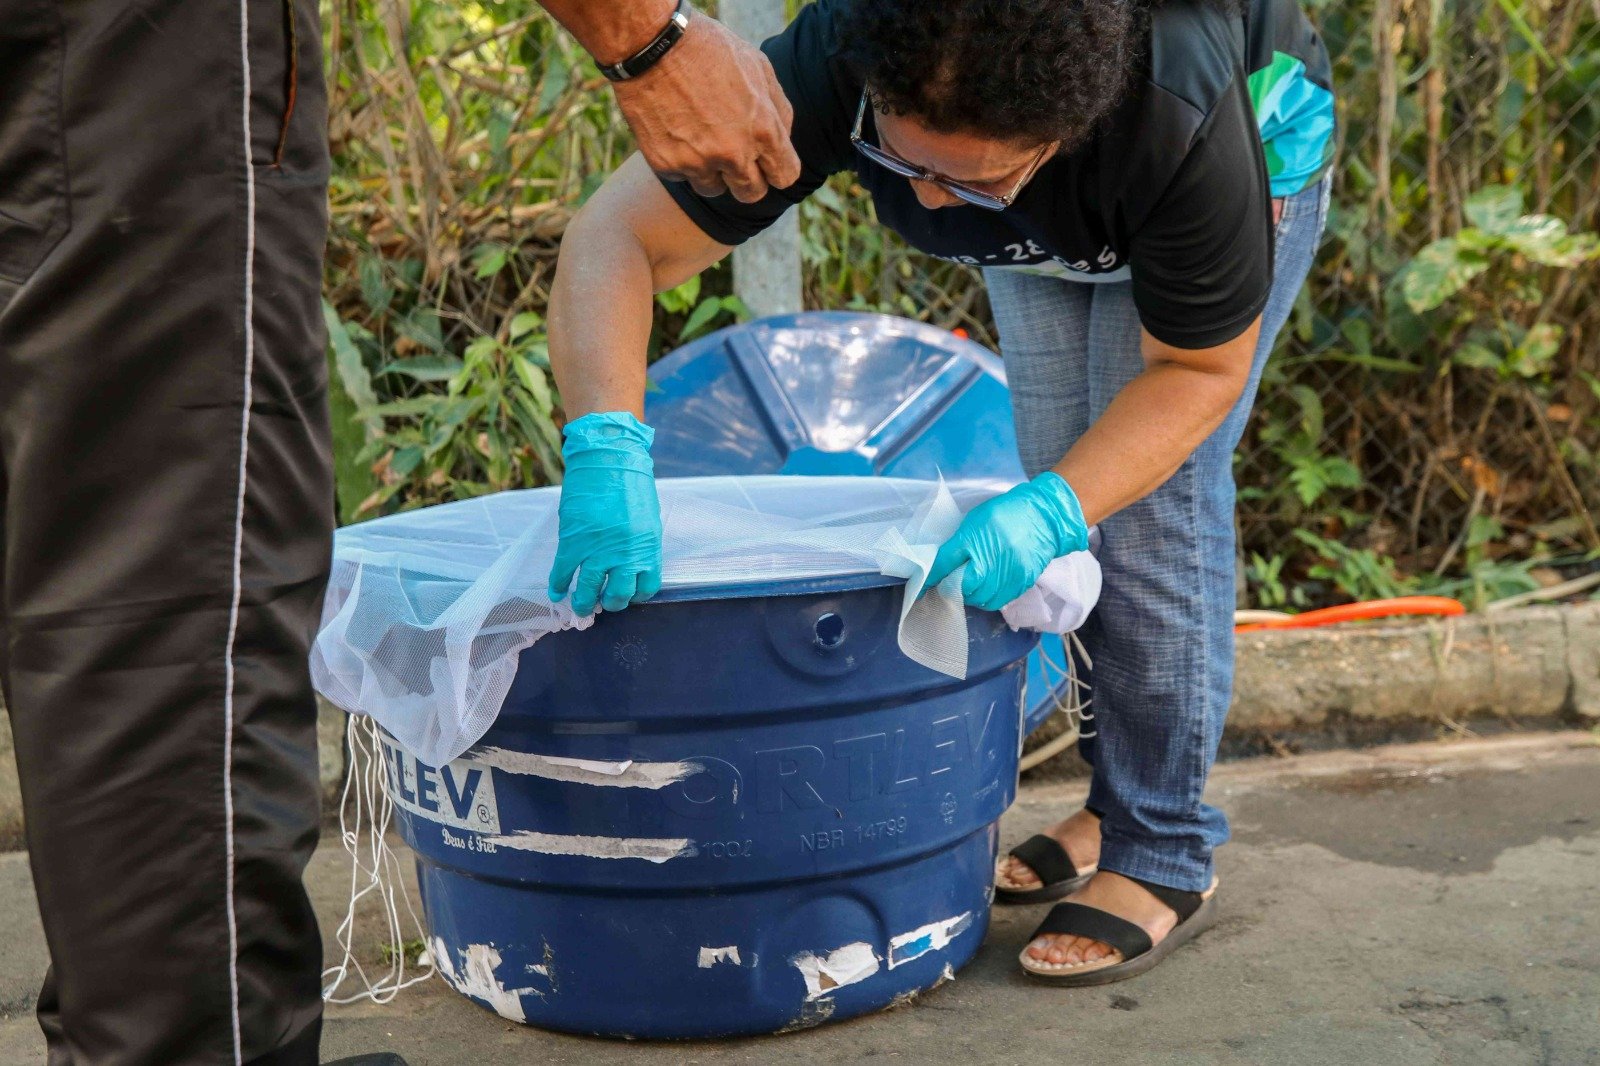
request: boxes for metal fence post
[719,0,803,318]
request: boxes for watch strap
[599,0,691,83]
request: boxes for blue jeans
[984,175,1331,892]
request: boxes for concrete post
[718,0,803,318]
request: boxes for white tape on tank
[790,942,881,1001]
[470,747,700,790]
[697,945,743,968]
[431,939,542,1022]
[484,829,697,863]
[887,912,973,969]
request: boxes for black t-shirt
[663,0,1316,350]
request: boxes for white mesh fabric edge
[310,476,1101,767]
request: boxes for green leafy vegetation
[1292,529,1420,602]
[1401,186,1599,380]
[320,0,1600,611]
[377,937,429,966]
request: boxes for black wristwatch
[598,0,692,82]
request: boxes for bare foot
[995,808,1101,891]
[1023,871,1209,972]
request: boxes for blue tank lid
[646,311,1026,484]
[645,311,1075,736]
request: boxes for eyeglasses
[850,92,1054,211]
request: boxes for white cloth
[311,476,1101,767]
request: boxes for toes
[1024,935,1121,970]
[1026,935,1070,963]
[997,857,1041,889]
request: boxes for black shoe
[324,1056,409,1066]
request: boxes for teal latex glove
[926,472,1089,612]
[547,412,663,616]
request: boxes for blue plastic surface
[389,580,1037,1038]
[646,312,1024,482]
[646,311,1072,734]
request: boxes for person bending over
[546,0,1333,984]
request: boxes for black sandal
[995,807,1103,904]
[994,834,1098,904]
[1018,876,1219,985]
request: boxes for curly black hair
[834,0,1146,151]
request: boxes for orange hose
[1235,595,1466,632]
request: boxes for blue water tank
[389,572,1037,1037]
[646,311,1072,735]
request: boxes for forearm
[538,0,676,64]
[548,222,658,420]
[1052,326,1259,525]
[549,155,731,420]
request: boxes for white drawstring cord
[1019,632,1092,773]
[321,714,436,1005]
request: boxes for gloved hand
[926,472,1089,612]
[547,412,663,616]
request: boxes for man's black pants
[0,0,333,1061]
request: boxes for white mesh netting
[311,476,1101,767]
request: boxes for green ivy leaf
[509,311,543,340]
[472,243,509,280]
[1463,184,1525,233]
[656,275,701,314]
[487,108,512,164]
[1338,315,1373,355]
[367,396,448,419]
[389,445,424,478]
[461,335,500,375]
[1453,341,1502,370]
[1508,323,1562,377]
[1453,227,1500,253]
[1403,238,1491,312]
[358,256,393,316]
[323,301,380,427]
[536,57,571,113]
[679,297,727,341]
[1466,514,1504,549]
[379,355,466,382]
[396,308,445,353]
[512,355,555,415]
[1507,221,1600,267]
[1289,384,1325,439]
[1503,214,1566,242]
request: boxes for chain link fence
[1237,0,1600,600]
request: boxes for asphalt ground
[0,731,1593,1065]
